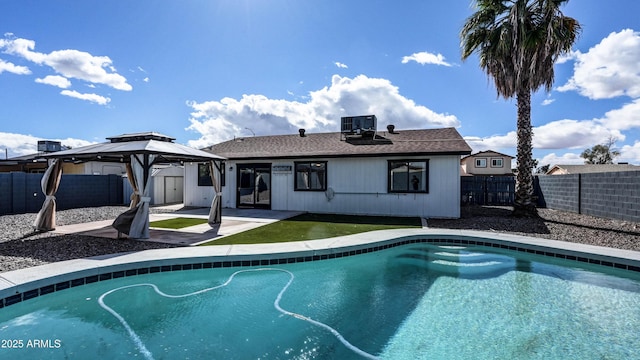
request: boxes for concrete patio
[51,206,304,246]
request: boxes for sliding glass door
[237,164,271,208]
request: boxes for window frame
[294,161,327,191]
[475,158,487,168]
[197,162,225,187]
[197,163,213,187]
[387,159,429,194]
[220,161,226,187]
[490,158,503,168]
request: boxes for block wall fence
[535,171,640,223]
[0,173,124,215]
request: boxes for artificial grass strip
[149,217,209,229]
[200,213,421,246]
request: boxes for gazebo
[34,132,225,239]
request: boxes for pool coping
[2,228,640,308]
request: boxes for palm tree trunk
[513,89,538,217]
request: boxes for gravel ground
[1,205,639,273]
[428,206,640,251]
[0,206,179,273]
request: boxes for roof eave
[220,150,472,161]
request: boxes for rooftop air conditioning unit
[341,115,377,137]
[37,140,62,153]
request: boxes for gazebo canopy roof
[41,131,225,164]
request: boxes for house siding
[184,163,217,208]
[184,155,461,218]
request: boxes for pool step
[395,245,516,279]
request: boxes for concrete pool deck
[2,208,640,307]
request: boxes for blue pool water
[1,243,640,359]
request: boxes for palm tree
[460,0,581,217]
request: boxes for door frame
[236,163,271,209]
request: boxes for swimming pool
[1,236,639,359]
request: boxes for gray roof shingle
[204,127,471,160]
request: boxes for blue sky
[1,0,640,167]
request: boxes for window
[197,162,226,187]
[220,161,226,186]
[388,160,429,193]
[198,163,212,186]
[491,158,503,168]
[295,162,327,191]
[475,158,487,168]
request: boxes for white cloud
[186,74,460,148]
[143,77,149,82]
[401,51,452,67]
[35,75,71,88]
[555,50,579,65]
[0,58,30,75]
[619,141,640,163]
[476,132,517,150]
[598,98,640,131]
[558,29,640,99]
[0,132,41,157]
[541,98,555,106]
[0,132,93,158]
[474,97,640,164]
[527,141,640,166]
[537,152,583,166]
[60,90,111,105]
[1,35,132,91]
[55,137,94,149]
[533,119,623,149]
[334,62,348,69]
[478,118,623,152]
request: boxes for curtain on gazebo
[208,160,222,225]
[128,154,154,238]
[112,154,155,239]
[33,159,63,231]
[124,162,140,208]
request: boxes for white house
[184,126,472,218]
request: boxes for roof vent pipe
[387,124,395,134]
[299,129,306,137]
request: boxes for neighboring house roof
[204,128,472,160]
[3,153,45,162]
[460,150,514,161]
[546,164,639,175]
[0,152,51,165]
[0,153,49,173]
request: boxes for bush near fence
[0,173,125,215]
